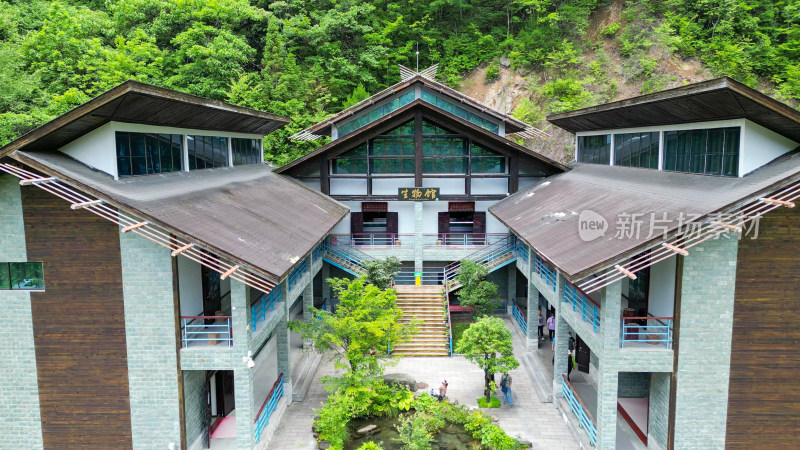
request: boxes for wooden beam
[760,197,795,208]
[614,264,637,280]
[220,265,239,280]
[171,242,194,257]
[712,220,742,233]
[20,177,56,186]
[70,199,103,210]
[661,242,689,256]
[121,221,148,233]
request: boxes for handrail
[288,258,308,291]
[254,373,284,443]
[181,316,232,348]
[561,374,597,446]
[512,303,528,334]
[621,316,673,349]
[445,290,453,357]
[533,253,557,292]
[181,315,232,320]
[251,288,281,331]
[442,235,516,297]
[563,283,600,333]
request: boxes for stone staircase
[392,285,449,357]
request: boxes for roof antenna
[416,42,419,72]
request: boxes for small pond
[344,412,479,450]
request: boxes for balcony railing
[423,233,508,248]
[533,253,557,292]
[254,373,284,443]
[394,267,445,285]
[564,283,601,333]
[251,288,281,331]
[312,242,323,262]
[181,316,232,348]
[561,374,597,446]
[288,258,308,291]
[329,233,412,249]
[328,233,509,250]
[512,303,528,334]
[621,316,673,349]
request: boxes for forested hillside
[1,0,798,164]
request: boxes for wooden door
[575,335,590,373]
[350,212,364,240]
[438,212,450,235]
[215,370,236,417]
[204,373,212,448]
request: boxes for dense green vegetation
[0,0,798,164]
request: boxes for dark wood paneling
[22,187,133,449]
[726,207,800,448]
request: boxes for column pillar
[552,313,571,395]
[302,255,314,320]
[526,283,540,350]
[276,279,293,397]
[413,201,423,272]
[596,280,622,449]
[230,279,255,450]
[321,263,331,310]
[506,265,517,315]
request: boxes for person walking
[537,310,544,340]
[547,314,555,341]
[500,372,513,406]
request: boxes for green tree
[455,316,519,403]
[363,256,401,290]
[289,277,417,384]
[455,259,499,317]
[342,83,370,108]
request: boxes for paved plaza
[267,319,580,450]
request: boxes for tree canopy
[454,316,519,402]
[455,259,500,317]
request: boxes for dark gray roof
[0,80,289,157]
[489,154,800,279]
[14,151,348,281]
[548,77,800,143]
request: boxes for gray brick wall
[673,236,738,449]
[183,370,206,450]
[617,372,650,398]
[119,229,182,449]
[0,175,44,450]
[648,372,670,450]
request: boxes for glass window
[116,132,183,177]
[614,132,659,169]
[338,91,415,137]
[423,157,467,173]
[188,135,229,170]
[421,91,500,134]
[1,262,45,290]
[371,137,415,156]
[664,127,739,176]
[232,138,262,165]
[371,158,415,174]
[578,135,611,164]
[422,137,466,156]
[471,156,506,173]
[332,158,367,174]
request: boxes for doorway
[202,265,221,321]
[575,335,591,374]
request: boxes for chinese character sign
[398,187,439,201]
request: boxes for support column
[321,263,331,309]
[596,280,622,449]
[413,201,423,272]
[302,256,314,320]
[276,280,293,398]
[526,282,540,350]
[230,279,255,450]
[552,314,570,395]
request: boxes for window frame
[0,262,45,291]
[116,132,184,177]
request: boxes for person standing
[568,332,575,354]
[500,372,513,406]
[567,352,575,382]
[537,310,544,340]
[547,314,555,341]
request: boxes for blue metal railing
[251,288,281,331]
[254,373,284,443]
[621,316,673,349]
[312,242,323,262]
[563,283,601,333]
[387,340,391,355]
[533,253,557,292]
[181,316,232,347]
[512,303,528,334]
[288,258,308,291]
[442,235,517,294]
[561,374,597,446]
[322,237,374,275]
[514,239,529,262]
[394,268,444,285]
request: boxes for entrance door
[202,265,221,321]
[575,335,591,373]
[204,373,212,448]
[215,370,235,417]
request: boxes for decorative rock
[417,382,429,389]
[382,373,418,392]
[318,441,331,449]
[357,424,378,435]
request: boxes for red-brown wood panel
[22,187,133,449]
[727,207,800,448]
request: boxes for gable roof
[0,80,290,158]
[489,152,800,281]
[547,77,800,142]
[276,99,568,175]
[11,150,348,281]
[291,74,546,140]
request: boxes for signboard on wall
[398,187,439,201]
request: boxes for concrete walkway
[267,319,579,450]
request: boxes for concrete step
[392,350,449,356]
[291,351,321,402]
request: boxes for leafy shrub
[484,61,500,83]
[357,442,383,450]
[512,97,545,127]
[599,22,620,37]
[477,396,501,408]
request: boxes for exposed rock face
[356,424,378,435]
[382,373,417,392]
